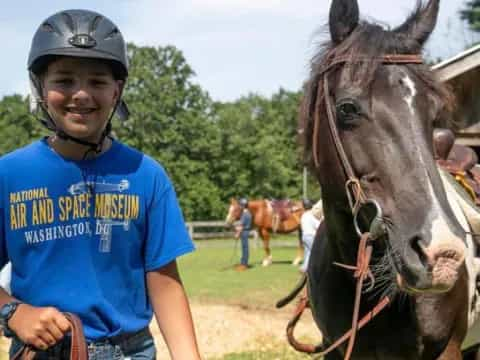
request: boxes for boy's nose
[71,88,92,103]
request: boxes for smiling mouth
[65,108,96,115]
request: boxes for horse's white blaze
[402,75,417,115]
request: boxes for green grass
[178,235,304,309]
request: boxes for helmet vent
[41,23,53,32]
[61,12,76,33]
[104,28,120,40]
[89,16,103,34]
[41,22,62,35]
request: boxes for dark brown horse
[295,0,480,359]
[225,198,304,266]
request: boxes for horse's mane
[299,1,455,169]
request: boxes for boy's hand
[8,304,71,350]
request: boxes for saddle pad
[438,167,480,333]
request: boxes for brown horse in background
[225,198,304,266]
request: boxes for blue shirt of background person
[0,8,201,360]
[240,209,252,234]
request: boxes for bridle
[287,54,423,360]
[313,53,423,211]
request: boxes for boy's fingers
[53,313,71,333]
[46,322,65,341]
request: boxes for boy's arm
[147,260,201,360]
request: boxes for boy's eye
[92,80,107,85]
[54,78,73,85]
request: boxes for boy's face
[42,57,122,143]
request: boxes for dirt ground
[0,301,322,359]
[154,301,322,358]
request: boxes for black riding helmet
[28,9,129,153]
[302,199,313,210]
[238,198,248,208]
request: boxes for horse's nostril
[409,235,430,268]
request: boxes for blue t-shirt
[240,210,252,232]
[0,138,195,340]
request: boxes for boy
[0,9,201,360]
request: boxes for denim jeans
[9,327,156,360]
[240,230,250,266]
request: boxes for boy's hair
[31,54,126,81]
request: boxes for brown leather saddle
[433,128,480,206]
[11,313,88,360]
[269,199,299,221]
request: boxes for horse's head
[225,198,243,225]
[302,0,465,294]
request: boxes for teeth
[67,109,94,114]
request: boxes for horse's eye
[336,100,361,126]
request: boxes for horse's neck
[247,201,264,217]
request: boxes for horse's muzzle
[397,240,465,293]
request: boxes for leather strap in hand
[11,312,88,360]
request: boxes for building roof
[432,44,480,82]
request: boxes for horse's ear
[329,0,359,44]
[392,0,439,52]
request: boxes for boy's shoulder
[114,141,168,176]
[0,140,43,164]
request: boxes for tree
[212,89,308,204]
[461,1,480,32]
[0,95,44,155]
[117,44,223,220]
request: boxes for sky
[1,0,478,102]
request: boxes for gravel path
[154,301,322,358]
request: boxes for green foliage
[461,0,480,32]
[0,95,44,154]
[118,44,223,220]
[212,89,304,203]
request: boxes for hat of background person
[238,198,248,208]
[302,198,313,210]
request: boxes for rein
[286,54,423,359]
[11,313,88,360]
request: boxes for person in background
[234,198,252,271]
[0,9,201,359]
[300,199,323,273]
